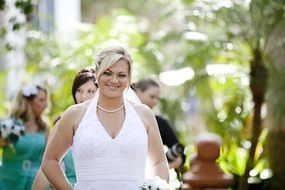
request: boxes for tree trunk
[238,48,268,190]
[238,105,262,190]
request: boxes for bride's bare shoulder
[60,99,92,123]
[132,104,155,131]
[132,103,152,115]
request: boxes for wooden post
[182,133,233,190]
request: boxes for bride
[41,46,169,190]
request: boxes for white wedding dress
[72,94,148,190]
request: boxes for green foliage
[0,0,33,51]
[218,127,270,188]
[219,143,248,176]
[0,0,33,15]
[267,67,285,128]
[0,0,5,10]
[8,12,160,123]
[265,19,285,129]
[14,0,33,15]
[1,1,283,185]
[0,27,6,38]
[0,70,8,117]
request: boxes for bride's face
[98,60,129,98]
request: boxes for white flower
[0,118,25,144]
[22,85,38,97]
[0,118,14,138]
[139,176,171,190]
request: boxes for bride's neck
[98,95,124,108]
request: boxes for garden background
[1,0,285,189]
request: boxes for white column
[54,0,81,40]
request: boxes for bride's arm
[147,111,169,181]
[41,106,79,190]
[135,105,170,182]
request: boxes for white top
[72,95,148,190]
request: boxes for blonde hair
[95,46,133,84]
[9,85,49,132]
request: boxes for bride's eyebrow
[104,69,127,74]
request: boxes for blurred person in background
[133,78,186,170]
[0,84,50,190]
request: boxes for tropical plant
[161,1,285,189]
[195,0,285,189]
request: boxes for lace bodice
[72,95,148,190]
